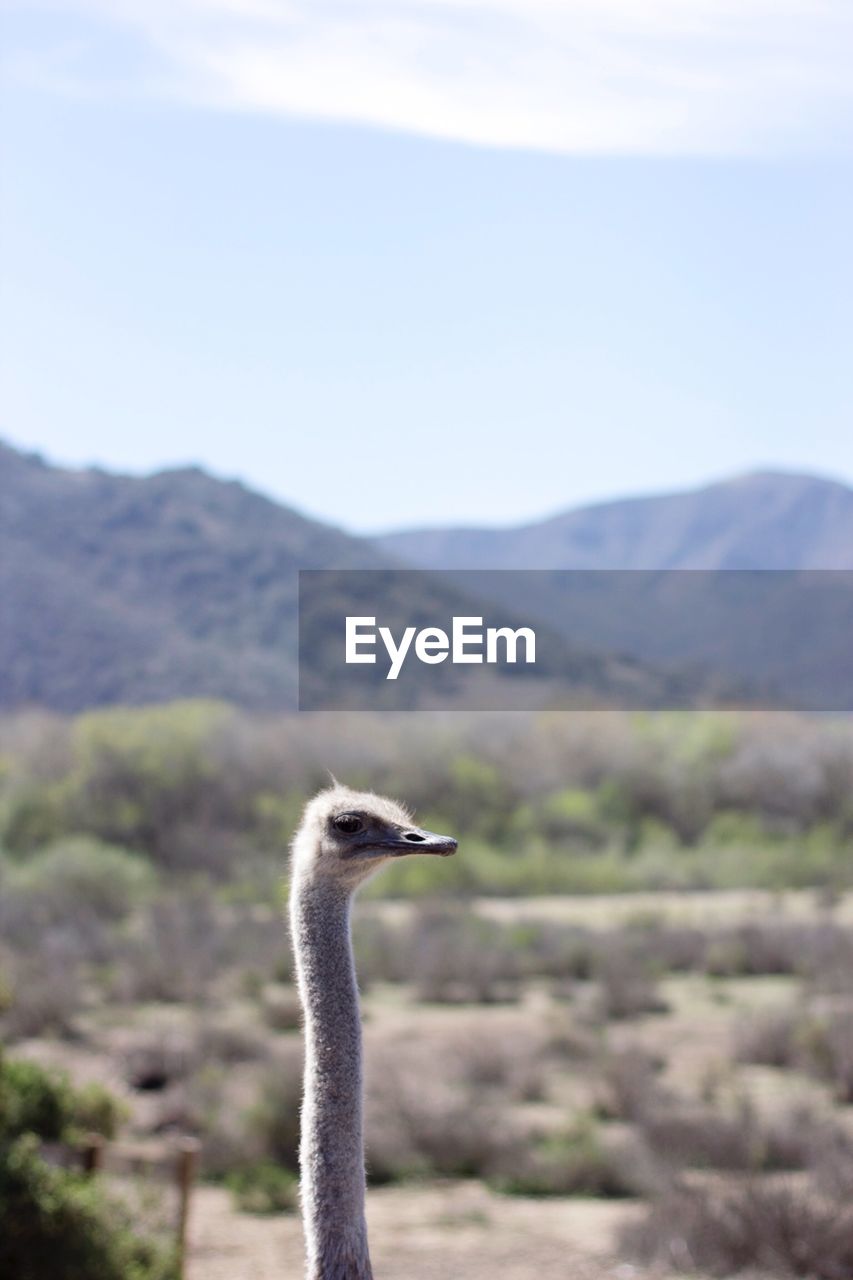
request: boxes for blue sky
[1,2,852,532]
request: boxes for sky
[1,2,852,533]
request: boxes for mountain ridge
[374,469,853,570]
[5,440,853,711]
[0,440,387,710]
[2,440,674,712]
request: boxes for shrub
[703,921,841,979]
[407,906,523,1005]
[0,1052,123,1146]
[813,1124,853,1203]
[72,1083,125,1141]
[493,1114,647,1199]
[12,838,154,923]
[0,1054,176,1280]
[226,1162,298,1214]
[737,1004,853,1103]
[824,1010,853,1103]
[61,701,240,869]
[112,892,221,1004]
[623,1181,853,1279]
[246,1044,303,1172]
[368,1081,510,1183]
[0,1136,177,1280]
[260,985,302,1032]
[0,1056,74,1142]
[194,1017,271,1065]
[365,1037,515,1183]
[641,1105,752,1173]
[640,1094,836,1176]
[177,1065,260,1177]
[0,933,87,1043]
[735,1007,807,1069]
[593,943,668,1021]
[593,1046,668,1121]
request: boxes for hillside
[5,444,853,712]
[1,442,678,712]
[373,471,853,710]
[375,471,853,570]
[0,442,387,710]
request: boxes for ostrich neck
[291,873,373,1280]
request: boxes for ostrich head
[291,784,457,890]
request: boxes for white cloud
[10,0,853,153]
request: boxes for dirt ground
[186,1180,660,1280]
[20,888,846,1279]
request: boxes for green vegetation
[2,701,853,1279]
[0,1056,122,1144]
[225,1162,298,1215]
[0,1053,175,1280]
[1,704,852,901]
[492,1114,641,1198]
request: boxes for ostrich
[290,784,457,1280]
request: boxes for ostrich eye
[333,813,363,834]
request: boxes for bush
[623,1181,853,1279]
[72,1083,125,1141]
[5,705,853,896]
[0,943,85,1042]
[406,906,523,1005]
[246,1044,303,1172]
[368,1081,510,1183]
[737,1004,853,1103]
[260,985,302,1032]
[735,1007,807,1069]
[0,1052,123,1145]
[0,1136,177,1280]
[824,1010,853,1103]
[813,1124,853,1203]
[493,1114,649,1199]
[593,943,668,1021]
[363,1023,565,1183]
[365,1037,515,1183]
[0,1056,74,1142]
[226,1162,298,1214]
[12,837,154,923]
[0,1054,175,1280]
[593,1046,668,1121]
[112,892,221,1004]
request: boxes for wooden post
[81,1134,105,1176]
[175,1137,201,1279]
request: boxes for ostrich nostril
[402,831,426,843]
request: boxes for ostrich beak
[373,826,458,858]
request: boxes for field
[175,891,853,1280]
[187,1179,635,1280]
[3,707,853,1278]
[8,888,853,1278]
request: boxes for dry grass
[624,1181,853,1279]
[737,1001,853,1103]
[7,888,853,1280]
[185,1180,637,1280]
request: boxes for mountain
[0,442,677,713]
[5,444,853,713]
[0,441,390,710]
[374,470,853,711]
[374,471,853,570]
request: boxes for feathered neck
[290,871,374,1280]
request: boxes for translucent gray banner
[298,569,853,711]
